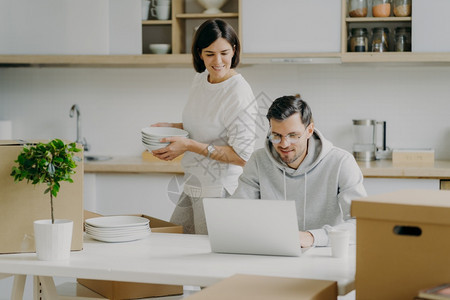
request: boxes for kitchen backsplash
[0,63,449,160]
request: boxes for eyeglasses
[268,132,303,144]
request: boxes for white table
[0,233,355,299]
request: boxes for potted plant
[10,139,81,260]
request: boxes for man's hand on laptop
[299,231,314,248]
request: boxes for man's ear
[306,123,314,138]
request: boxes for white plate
[85,224,150,235]
[142,136,165,142]
[141,127,189,137]
[85,216,149,228]
[142,139,170,147]
[86,232,150,243]
[86,229,150,238]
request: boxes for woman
[152,19,257,234]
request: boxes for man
[232,95,367,248]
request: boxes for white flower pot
[33,219,73,261]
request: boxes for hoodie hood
[264,128,333,176]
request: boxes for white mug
[142,0,150,20]
[151,5,170,20]
[329,230,350,258]
[152,0,171,7]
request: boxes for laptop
[203,198,301,257]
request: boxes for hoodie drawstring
[283,169,307,231]
[303,172,307,231]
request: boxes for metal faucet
[69,104,90,152]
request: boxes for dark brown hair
[266,96,313,127]
[191,19,240,73]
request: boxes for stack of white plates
[85,216,151,243]
[141,127,189,151]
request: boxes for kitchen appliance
[352,119,388,161]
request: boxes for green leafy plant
[10,139,81,224]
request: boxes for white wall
[1,63,450,159]
[0,63,449,298]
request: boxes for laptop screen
[203,198,301,257]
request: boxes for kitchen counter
[84,156,450,179]
[357,160,450,179]
[84,155,183,174]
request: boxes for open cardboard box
[78,211,184,300]
[184,274,337,300]
[352,189,450,300]
[0,140,84,254]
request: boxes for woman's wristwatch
[206,144,216,158]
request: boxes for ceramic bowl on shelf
[149,43,171,54]
[197,0,228,14]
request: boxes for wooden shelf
[341,52,450,63]
[346,17,412,23]
[2,52,450,67]
[176,12,239,19]
[141,0,240,55]
[341,0,413,56]
[0,54,192,67]
[142,20,172,25]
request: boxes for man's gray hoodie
[231,129,367,247]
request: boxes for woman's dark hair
[266,96,313,127]
[191,19,240,73]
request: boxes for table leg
[0,273,12,280]
[34,276,59,300]
[11,275,26,300]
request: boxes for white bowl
[142,140,170,147]
[197,0,228,14]
[141,127,189,137]
[143,143,168,151]
[149,43,171,54]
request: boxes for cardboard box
[0,140,84,253]
[392,148,435,166]
[184,274,337,300]
[78,213,183,300]
[351,189,450,300]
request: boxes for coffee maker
[352,119,389,161]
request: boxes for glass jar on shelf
[394,27,411,51]
[349,28,369,52]
[372,0,391,17]
[393,0,411,17]
[349,0,368,17]
[371,27,389,52]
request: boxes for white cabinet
[84,173,177,221]
[241,0,341,53]
[0,0,141,55]
[412,0,450,52]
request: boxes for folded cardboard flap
[79,211,183,300]
[352,189,450,300]
[0,141,84,254]
[184,274,337,300]
[77,279,183,300]
[351,189,450,225]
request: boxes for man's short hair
[266,95,313,127]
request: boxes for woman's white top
[182,71,257,197]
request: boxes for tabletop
[0,233,356,296]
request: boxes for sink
[84,155,112,162]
